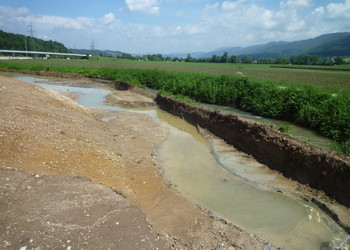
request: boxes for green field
[2,58,350,90]
[1,58,350,155]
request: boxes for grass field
[2,58,350,90]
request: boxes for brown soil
[0,169,165,250]
[0,76,274,249]
[105,91,156,108]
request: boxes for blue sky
[0,0,349,54]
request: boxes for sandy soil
[105,91,156,108]
[0,76,275,249]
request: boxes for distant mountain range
[166,32,350,59]
[69,32,350,59]
[69,48,124,57]
[1,29,349,59]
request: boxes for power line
[27,23,36,51]
[28,23,34,37]
[90,40,95,51]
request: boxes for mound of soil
[105,90,156,108]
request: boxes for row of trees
[184,53,346,65]
[184,53,241,63]
[116,51,347,65]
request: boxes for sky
[0,0,349,54]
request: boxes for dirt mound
[105,90,156,108]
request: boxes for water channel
[13,75,350,250]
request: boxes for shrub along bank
[1,61,349,155]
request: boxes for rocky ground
[0,76,275,249]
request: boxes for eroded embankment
[155,94,350,208]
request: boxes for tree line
[117,51,347,66]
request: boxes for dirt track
[0,76,275,249]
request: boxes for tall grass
[3,58,350,89]
[1,61,350,155]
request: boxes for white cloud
[100,13,116,25]
[221,1,241,11]
[0,5,29,17]
[125,0,160,15]
[204,2,220,11]
[198,0,350,49]
[0,1,349,54]
[280,0,313,9]
[326,0,350,19]
[30,16,91,30]
[311,6,324,16]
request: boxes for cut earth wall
[154,94,350,208]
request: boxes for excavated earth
[0,75,276,249]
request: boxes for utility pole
[24,35,28,56]
[27,23,35,51]
[90,40,95,51]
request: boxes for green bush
[1,61,350,155]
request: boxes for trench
[198,103,333,150]
[13,75,350,250]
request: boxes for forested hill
[188,32,350,59]
[0,30,69,53]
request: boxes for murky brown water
[157,114,349,250]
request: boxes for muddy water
[15,76,350,250]
[158,125,349,249]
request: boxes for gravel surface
[0,76,274,249]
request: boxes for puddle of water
[101,116,117,122]
[13,76,161,121]
[14,75,350,250]
[209,137,276,185]
[155,109,208,146]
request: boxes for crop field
[1,58,350,155]
[1,58,350,90]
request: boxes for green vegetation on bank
[2,58,350,89]
[1,60,350,155]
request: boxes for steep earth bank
[155,94,350,230]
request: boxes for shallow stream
[14,75,350,250]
